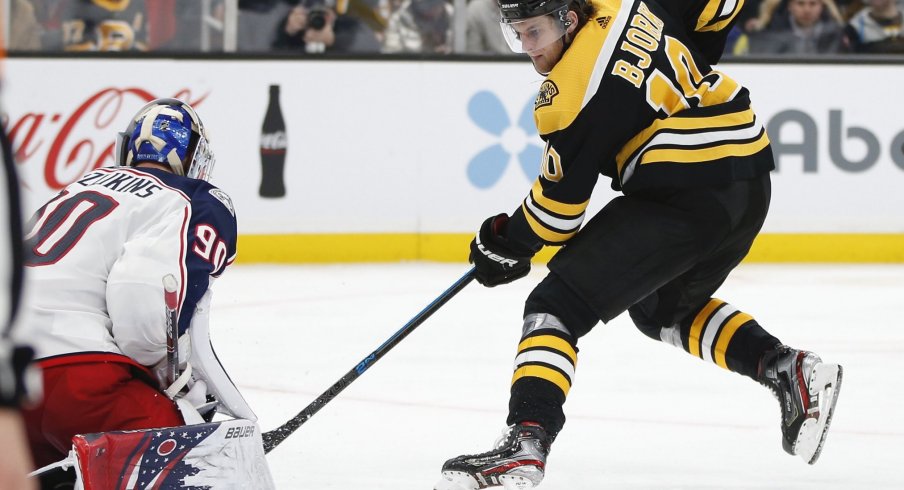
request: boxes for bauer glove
[469,213,532,287]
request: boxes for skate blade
[796,363,843,465]
[500,474,539,489]
[435,471,479,490]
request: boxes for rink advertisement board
[3,58,903,262]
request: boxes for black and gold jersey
[62,0,147,51]
[505,0,773,252]
[657,0,747,65]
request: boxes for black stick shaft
[262,267,476,453]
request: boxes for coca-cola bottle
[259,84,287,198]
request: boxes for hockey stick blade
[261,267,476,453]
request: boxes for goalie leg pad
[72,419,275,489]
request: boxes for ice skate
[434,422,551,490]
[759,345,843,464]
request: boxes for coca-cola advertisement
[3,86,209,214]
[4,58,900,243]
[259,85,287,198]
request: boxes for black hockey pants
[511,172,774,435]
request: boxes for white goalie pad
[68,419,275,489]
[189,290,257,420]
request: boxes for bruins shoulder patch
[209,188,235,217]
[535,80,560,110]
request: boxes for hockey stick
[261,267,476,453]
[163,274,180,387]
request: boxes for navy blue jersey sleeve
[179,184,237,335]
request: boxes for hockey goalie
[18,98,274,489]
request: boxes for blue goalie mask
[115,98,215,182]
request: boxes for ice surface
[209,263,904,489]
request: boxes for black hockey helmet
[497,0,576,54]
[497,0,574,22]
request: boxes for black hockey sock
[507,324,577,438]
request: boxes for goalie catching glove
[469,213,533,287]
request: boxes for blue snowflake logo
[467,91,543,189]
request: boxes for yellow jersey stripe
[696,0,745,33]
[522,203,580,244]
[512,365,572,396]
[689,299,725,358]
[92,0,131,12]
[616,108,757,170]
[639,131,770,165]
[530,180,590,217]
[518,334,578,364]
[714,311,754,369]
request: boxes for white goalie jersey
[20,165,253,418]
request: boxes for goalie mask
[115,98,215,182]
[498,0,571,53]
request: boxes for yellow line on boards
[235,233,904,264]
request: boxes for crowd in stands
[6,0,904,55]
[730,0,904,54]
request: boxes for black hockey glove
[469,213,532,287]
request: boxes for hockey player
[19,98,258,487]
[435,1,843,488]
[60,0,148,51]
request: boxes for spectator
[237,0,294,51]
[272,0,381,53]
[845,0,904,51]
[346,0,390,38]
[747,0,844,31]
[59,0,148,51]
[466,0,508,54]
[145,0,227,52]
[748,0,845,54]
[9,0,44,51]
[383,0,453,53]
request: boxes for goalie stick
[163,274,180,388]
[261,267,477,453]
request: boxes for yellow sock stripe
[512,365,572,396]
[713,312,754,370]
[517,335,578,364]
[689,299,725,358]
